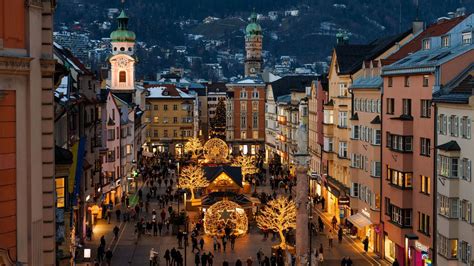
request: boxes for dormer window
[441,35,450,48]
[462,31,472,45]
[422,39,431,50]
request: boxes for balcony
[323,123,335,136]
[323,150,336,161]
[388,115,413,136]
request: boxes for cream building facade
[434,65,474,266]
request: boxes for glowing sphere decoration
[204,200,248,237]
[203,138,229,164]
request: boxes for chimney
[412,20,424,34]
[456,7,466,17]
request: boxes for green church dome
[246,12,262,36]
[110,10,136,42]
[110,30,136,42]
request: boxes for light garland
[204,199,248,237]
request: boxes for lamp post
[307,199,314,266]
[184,192,188,266]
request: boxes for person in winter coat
[363,237,369,252]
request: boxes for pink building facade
[381,24,474,265]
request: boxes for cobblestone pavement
[80,178,389,266]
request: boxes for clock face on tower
[117,58,128,68]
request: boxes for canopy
[347,213,372,229]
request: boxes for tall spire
[117,9,129,30]
[110,6,135,43]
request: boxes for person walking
[213,235,218,251]
[363,236,369,252]
[199,238,205,250]
[201,252,208,266]
[328,230,334,248]
[115,208,121,222]
[257,249,263,265]
[338,227,343,244]
[100,235,106,248]
[346,257,353,266]
[164,249,171,266]
[194,252,200,266]
[341,257,347,266]
[97,245,104,263]
[222,236,227,252]
[331,216,337,230]
[113,225,120,239]
[105,248,113,266]
[318,217,324,232]
[246,257,253,266]
[230,235,236,250]
[149,248,158,266]
[317,252,324,265]
[236,259,242,266]
[207,252,214,266]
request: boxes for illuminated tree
[232,156,258,177]
[179,165,209,200]
[184,137,203,159]
[209,98,226,140]
[256,196,296,248]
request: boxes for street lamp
[307,199,314,266]
[184,192,188,266]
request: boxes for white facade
[264,84,279,165]
[436,100,474,265]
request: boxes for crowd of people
[85,151,390,265]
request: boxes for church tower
[109,10,136,91]
[244,12,263,77]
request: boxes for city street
[81,177,388,266]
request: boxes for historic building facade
[434,65,474,266]
[0,1,57,264]
[381,16,474,265]
[225,78,266,155]
[308,78,328,196]
[145,86,196,155]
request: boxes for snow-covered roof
[147,86,195,99]
[54,76,69,103]
[228,76,265,85]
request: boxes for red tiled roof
[382,15,467,65]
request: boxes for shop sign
[415,241,429,253]
[338,196,350,206]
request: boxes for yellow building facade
[146,87,196,155]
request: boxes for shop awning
[347,213,372,229]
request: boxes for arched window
[119,71,126,83]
